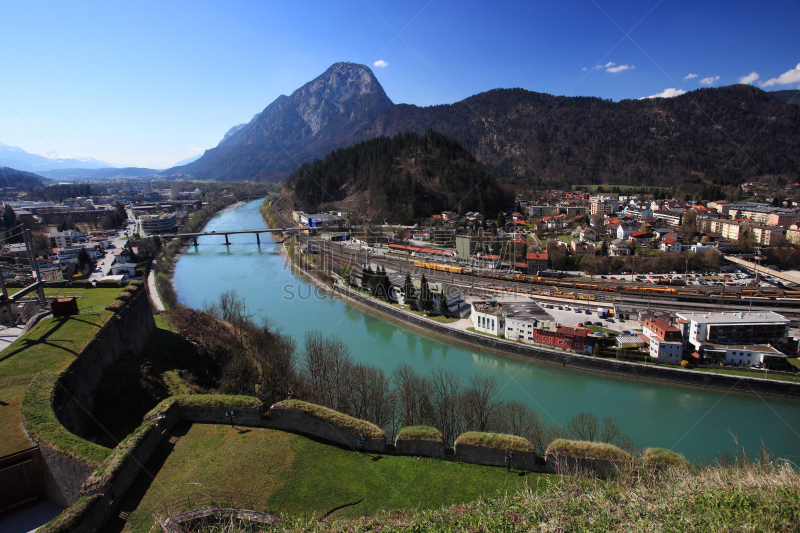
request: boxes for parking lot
[530,300,640,334]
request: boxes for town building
[642,317,684,364]
[139,213,178,234]
[526,252,548,274]
[571,240,596,256]
[471,300,503,335]
[675,311,791,367]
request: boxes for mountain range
[0,143,114,174]
[172,62,800,187]
[0,166,49,189]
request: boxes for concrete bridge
[724,255,800,286]
[158,227,304,245]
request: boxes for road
[88,232,124,281]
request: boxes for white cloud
[607,64,633,73]
[699,75,720,85]
[582,67,588,71]
[737,71,759,85]
[604,61,615,68]
[684,73,698,80]
[639,88,687,100]
[761,63,800,87]
[373,59,389,68]
[189,145,204,154]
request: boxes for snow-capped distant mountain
[170,153,203,168]
[0,143,115,172]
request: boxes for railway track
[305,239,800,319]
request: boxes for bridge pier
[225,234,230,245]
[193,237,198,246]
[256,233,260,245]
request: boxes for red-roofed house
[531,326,593,353]
[629,231,654,243]
[661,237,681,252]
[526,252,549,274]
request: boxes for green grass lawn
[105,423,550,533]
[0,311,112,456]
[7,287,122,312]
[586,325,619,335]
[693,367,800,383]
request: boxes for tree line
[192,290,635,455]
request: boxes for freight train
[409,260,798,302]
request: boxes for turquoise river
[173,199,800,461]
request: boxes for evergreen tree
[496,211,506,229]
[403,273,416,309]
[419,274,434,314]
[2,205,15,230]
[77,247,92,273]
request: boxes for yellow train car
[413,260,463,274]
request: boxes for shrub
[70,280,95,288]
[546,439,631,462]
[38,494,102,533]
[455,432,535,452]
[114,291,133,302]
[680,359,690,368]
[643,447,688,468]
[396,426,443,441]
[104,300,126,312]
[272,399,384,439]
[95,279,124,288]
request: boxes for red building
[532,326,593,353]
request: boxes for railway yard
[299,237,800,322]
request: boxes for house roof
[663,237,679,244]
[630,231,651,237]
[526,252,549,261]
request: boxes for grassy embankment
[110,423,549,533]
[0,288,121,457]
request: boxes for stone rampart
[546,453,621,479]
[454,443,548,472]
[26,287,156,508]
[269,405,385,453]
[394,438,446,458]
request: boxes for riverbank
[260,205,800,399]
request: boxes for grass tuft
[643,447,689,468]
[396,426,443,441]
[272,399,384,439]
[546,439,631,462]
[455,431,535,452]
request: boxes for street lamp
[224,410,235,427]
[505,452,514,471]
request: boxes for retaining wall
[546,453,621,479]
[269,405,386,453]
[333,285,800,398]
[175,405,267,427]
[394,438,446,458]
[32,289,156,507]
[454,443,548,472]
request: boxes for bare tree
[496,400,549,455]
[302,331,354,412]
[428,368,465,446]
[391,363,432,428]
[567,412,598,442]
[462,374,500,432]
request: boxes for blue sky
[2,0,798,168]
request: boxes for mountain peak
[177,62,394,180]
